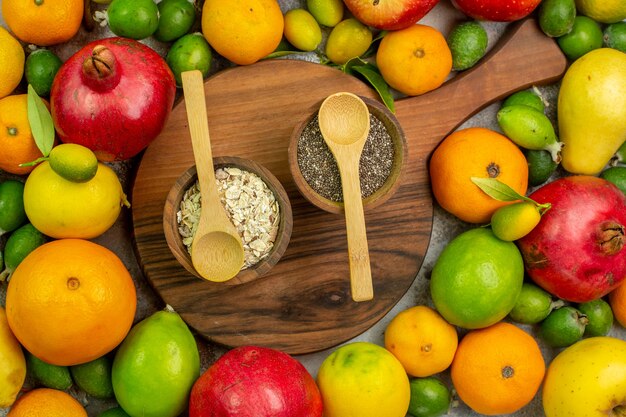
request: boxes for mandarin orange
[429,127,528,224]
[376,24,452,96]
[0,94,45,175]
[7,388,87,417]
[6,239,136,366]
[451,322,545,415]
[3,0,83,46]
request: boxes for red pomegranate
[50,37,176,161]
[517,175,626,303]
[451,0,541,21]
[189,346,323,417]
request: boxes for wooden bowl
[287,96,408,214]
[163,156,293,285]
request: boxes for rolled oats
[177,166,280,269]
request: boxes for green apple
[543,336,626,417]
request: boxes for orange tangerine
[7,388,87,417]
[6,239,137,366]
[429,127,529,224]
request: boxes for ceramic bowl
[163,156,293,285]
[287,96,407,214]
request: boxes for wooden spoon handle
[338,154,374,302]
[182,70,220,207]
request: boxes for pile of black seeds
[297,113,395,202]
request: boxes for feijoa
[26,351,73,390]
[557,16,603,61]
[539,0,576,38]
[540,306,588,348]
[166,33,212,87]
[600,166,626,195]
[509,282,563,324]
[0,223,46,281]
[107,0,159,40]
[0,180,27,236]
[525,149,558,186]
[604,22,626,53]
[154,0,196,42]
[502,90,546,112]
[578,299,614,337]
[447,21,488,71]
[283,8,322,52]
[25,49,63,97]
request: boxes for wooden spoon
[181,70,245,282]
[318,92,373,302]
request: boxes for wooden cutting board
[131,18,567,355]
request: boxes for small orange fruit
[376,24,452,96]
[6,239,137,366]
[609,282,626,327]
[384,305,458,377]
[7,388,87,417]
[201,0,284,65]
[3,0,83,46]
[429,127,529,224]
[0,94,46,175]
[0,27,25,99]
[451,322,546,416]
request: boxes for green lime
[447,21,488,71]
[283,8,322,52]
[509,282,564,324]
[307,0,343,27]
[604,22,626,53]
[502,90,546,112]
[0,223,46,281]
[107,0,159,40]
[525,149,559,186]
[407,377,451,417]
[70,355,114,399]
[430,228,524,329]
[25,49,63,97]
[154,0,196,42]
[600,166,626,195]
[0,180,27,236]
[325,18,372,65]
[490,202,542,242]
[540,306,589,348]
[26,351,72,390]
[539,0,576,37]
[48,143,98,183]
[166,33,212,87]
[557,16,603,61]
[578,299,614,337]
[98,408,131,417]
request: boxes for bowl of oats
[287,96,407,215]
[163,156,293,285]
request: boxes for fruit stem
[550,299,565,311]
[613,404,626,416]
[546,141,563,164]
[82,45,121,91]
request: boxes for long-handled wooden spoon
[181,70,244,282]
[318,92,373,302]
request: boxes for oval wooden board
[131,18,567,354]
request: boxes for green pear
[558,48,626,174]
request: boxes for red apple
[189,346,323,417]
[451,0,541,21]
[343,0,440,30]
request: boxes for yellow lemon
[201,0,283,65]
[23,161,129,239]
[575,0,626,23]
[317,342,410,417]
[384,305,458,377]
[0,306,26,408]
[0,27,25,99]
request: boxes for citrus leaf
[340,56,369,74]
[27,84,55,157]
[351,64,395,113]
[471,177,533,203]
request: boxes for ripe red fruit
[517,176,626,303]
[343,0,440,30]
[189,346,323,417]
[51,37,176,161]
[451,0,541,21]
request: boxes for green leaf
[471,177,532,202]
[27,84,55,158]
[351,64,395,113]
